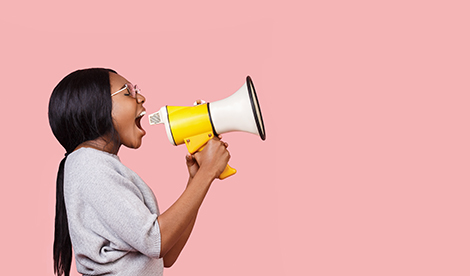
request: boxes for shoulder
[64,148,129,190]
[65,147,137,178]
[66,147,120,170]
[63,148,158,212]
[64,148,145,200]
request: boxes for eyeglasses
[111,83,141,98]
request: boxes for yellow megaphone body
[149,76,266,179]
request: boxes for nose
[136,93,146,104]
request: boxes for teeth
[137,111,146,118]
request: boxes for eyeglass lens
[127,84,140,98]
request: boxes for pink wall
[1,1,470,275]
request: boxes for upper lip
[136,108,146,119]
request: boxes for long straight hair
[48,68,118,276]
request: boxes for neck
[74,135,120,155]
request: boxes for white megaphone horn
[149,76,266,179]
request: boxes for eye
[124,85,132,96]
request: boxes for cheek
[111,102,135,132]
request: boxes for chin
[132,140,143,149]
[123,137,143,149]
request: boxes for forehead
[109,72,131,92]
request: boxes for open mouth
[135,111,146,130]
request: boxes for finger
[186,154,196,164]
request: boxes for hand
[194,99,206,106]
[185,154,199,180]
[193,135,230,179]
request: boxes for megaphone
[148,76,266,179]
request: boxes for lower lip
[136,118,146,136]
[138,126,146,136]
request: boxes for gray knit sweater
[64,148,163,276]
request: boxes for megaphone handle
[195,146,237,180]
[219,164,237,179]
[184,132,237,180]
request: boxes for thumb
[186,154,197,166]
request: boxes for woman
[49,68,230,276]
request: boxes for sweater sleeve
[65,151,162,259]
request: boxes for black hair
[48,68,118,276]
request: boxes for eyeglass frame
[111,83,141,98]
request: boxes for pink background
[1,0,469,275]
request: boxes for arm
[157,137,230,263]
[163,155,199,267]
[163,215,196,267]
